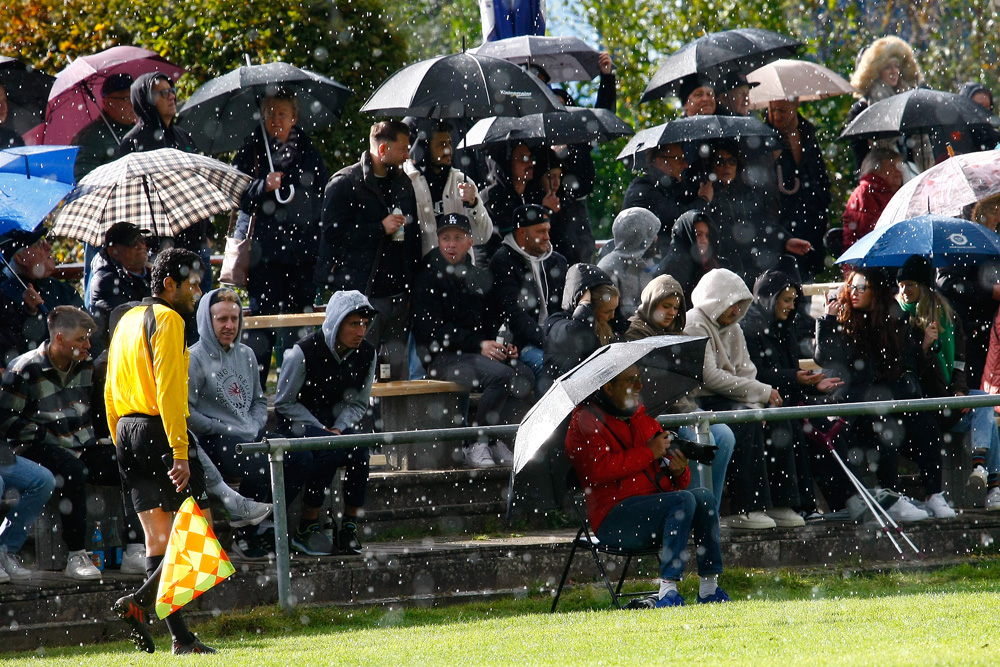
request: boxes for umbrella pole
[825,444,908,555]
[80,82,122,145]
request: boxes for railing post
[266,439,292,610]
[695,415,713,497]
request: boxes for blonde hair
[580,283,620,346]
[901,282,954,332]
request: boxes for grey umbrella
[508,335,706,516]
[458,107,633,149]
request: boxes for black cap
[896,255,934,286]
[0,226,46,261]
[104,222,151,248]
[436,212,472,235]
[678,74,717,103]
[511,204,551,230]
[101,73,134,97]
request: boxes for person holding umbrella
[72,73,137,180]
[564,363,729,608]
[233,90,329,386]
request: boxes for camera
[665,431,718,464]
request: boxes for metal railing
[238,392,1000,610]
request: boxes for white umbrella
[747,59,856,110]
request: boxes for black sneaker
[336,521,363,556]
[113,595,155,653]
[291,522,333,556]
[172,636,217,654]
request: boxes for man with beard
[314,120,419,380]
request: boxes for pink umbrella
[32,46,185,146]
[876,149,1000,228]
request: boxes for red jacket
[565,400,690,531]
[842,172,896,250]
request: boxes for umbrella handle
[275,183,295,204]
[258,115,295,204]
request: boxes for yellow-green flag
[155,497,235,619]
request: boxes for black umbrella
[839,88,1000,140]
[508,335,706,516]
[0,58,56,136]
[360,52,566,119]
[641,28,800,104]
[617,115,780,170]
[472,35,602,83]
[177,61,352,155]
[458,108,633,149]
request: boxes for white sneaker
[723,511,776,530]
[986,488,1000,511]
[464,442,495,468]
[886,495,930,522]
[765,507,806,528]
[490,441,514,465]
[923,492,957,519]
[64,551,102,580]
[0,550,32,581]
[229,497,273,528]
[121,544,147,575]
[968,465,988,490]
[0,560,10,584]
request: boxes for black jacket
[740,270,807,403]
[233,126,329,263]
[656,210,736,304]
[411,249,496,364]
[313,151,420,297]
[542,263,617,380]
[936,261,1000,388]
[708,179,786,288]
[88,252,151,353]
[488,241,568,350]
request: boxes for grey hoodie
[188,289,268,441]
[501,233,556,324]
[684,268,772,406]
[274,290,377,433]
[597,207,659,318]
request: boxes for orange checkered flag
[155,497,235,619]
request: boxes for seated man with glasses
[565,364,729,608]
[621,142,713,258]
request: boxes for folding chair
[550,493,660,613]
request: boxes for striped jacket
[0,343,95,452]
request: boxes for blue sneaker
[654,590,685,608]
[697,587,731,604]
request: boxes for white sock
[699,574,719,598]
[69,549,88,558]
[658,579,678,598]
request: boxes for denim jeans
[596,487,723,581]
[518,345,551,395]
[951,390,1000,474]
[680,421,735,508]
[0,456,56,553]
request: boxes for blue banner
[480,0,545,43]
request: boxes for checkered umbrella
[51,148,250,246]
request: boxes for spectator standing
[565,364,729,608]
[597,207,660,318]
[481,141,536,259]
[274,290,376,557]
[0,83,24,148]
[233,91,329,386]
[314,120,419,380]
[841,148,903,254]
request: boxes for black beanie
[896,255,934,286]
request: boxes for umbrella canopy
[361,52,566,119]
[746,59,855,109]
[0,145,79,236]
[0,58,56,137]
[876,149,1000,227]
[177,62,352,154]
[839,88,999,140]
[472,35,602,83]
[508,335,706,515]
[458,107,632,149]
[51,148,250,246]
[641,28,800,104]
[616,115,780,169]
[38,46,185,146]
[835,215,1000,268]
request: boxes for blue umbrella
[835,215,1000,268]
[0,145,79,236]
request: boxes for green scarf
[899,300,956,384]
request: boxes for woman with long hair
[815,266,954,519]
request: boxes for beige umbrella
[747,59,855,110]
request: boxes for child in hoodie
[685,268,796,530]
[598,207,660,319]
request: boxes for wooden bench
[370,380,470,470]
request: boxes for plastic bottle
[390,206,405,242]
[91,521,105,571]
[106,516,122,569]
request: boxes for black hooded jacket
[656,210,736,303]
[542,263,619,380]
[740,270,806,403]
[117,73,196,156]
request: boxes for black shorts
[116,414,209,513]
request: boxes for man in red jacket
[565,365,728,608]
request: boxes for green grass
[6,560,1000,665]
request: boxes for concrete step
[3,511,1000,654]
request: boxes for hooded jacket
[274,290,377,434]
[842,171,897,251]
[542,263,616,380]
[411,247,497,364]
[488,234,568,350]
[597,207,660,319]
[740,270,806,403]
[849,36,921,99]
[656,210,734,304]
[188,289,268,441]
[685,268,772,406]
[621,168,702,258]
[118,72,196,156]
[707,175,785,288]
[233,125,329,262]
